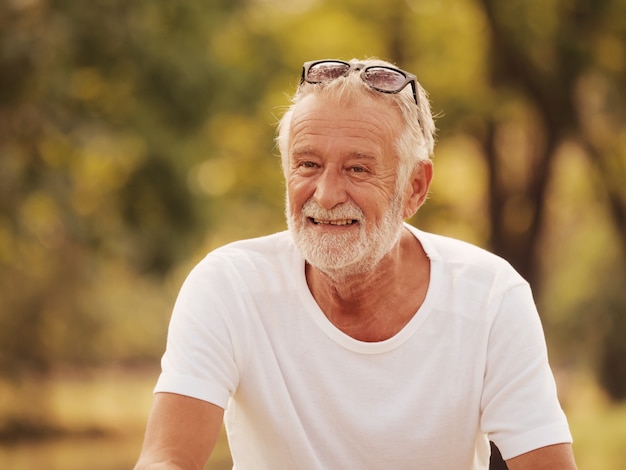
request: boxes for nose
[313,165,348,210]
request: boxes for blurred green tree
[474,0,626,402]
[0,0,273,374]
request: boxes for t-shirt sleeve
[480,282,572,460]
[154,256,244,409]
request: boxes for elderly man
[135,58,576,469]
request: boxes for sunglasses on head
[300,59,419,106]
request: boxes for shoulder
[170,230,299,331]
[405,223,526,288]
[184,230,299,293]
[200,230,295,269]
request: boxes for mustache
[301,200,364,221]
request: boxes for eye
[293,160,320,174]
[349,165,367,173]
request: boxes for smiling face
[285,93,410,279]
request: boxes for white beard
[286,191,405,280]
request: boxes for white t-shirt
[155,224,572,469]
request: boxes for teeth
[313,218,354,226]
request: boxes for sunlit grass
[564,373,626,470]
[0,367,624,469]
[0,367,231,470]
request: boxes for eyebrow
[350,152,377,161]
[290,146,315,157]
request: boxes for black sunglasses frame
[301,59,419,107]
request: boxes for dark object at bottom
[489,442,508,469]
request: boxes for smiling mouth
[309,218,357,226]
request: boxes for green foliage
[0,0,272,372]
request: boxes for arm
[134,392,225,470]
[506,443,577,470]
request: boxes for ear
[402,160,433,219]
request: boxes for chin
[310,256,382,282]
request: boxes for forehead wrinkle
[291,115,394,138]
[291,132,384,159]
[290,120,394,158]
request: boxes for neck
[305,227,430,342]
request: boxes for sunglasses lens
[363,67,407,92]
[306,62,351,83]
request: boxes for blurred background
[0,0,624,468]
